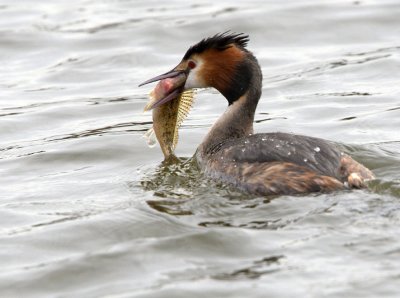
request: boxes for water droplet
[275,144,280,148]
[244,140,249,144]
[261,137,267,141]
[287,152,291,156]
[143,128,157,148]
[304,158,308,162]
[241,148,245,153]
[314,146,320,152]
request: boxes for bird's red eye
[188,60,196,69]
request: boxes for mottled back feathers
[221,133,343,179]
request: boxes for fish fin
[172,89,195,150]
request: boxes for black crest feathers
[183,32,249,60]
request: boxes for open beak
[139,68,187,110]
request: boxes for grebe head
[139,32,261,109]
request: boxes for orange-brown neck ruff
[198,46,245,103]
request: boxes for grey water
[1,0,400,297]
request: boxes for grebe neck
[198,81,262,157]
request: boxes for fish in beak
[139,69,187,111]
[139,68,194,160]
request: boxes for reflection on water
[141,157,253,216]
[139,151,400,234]
[1,0,400,297]
[212,255,284,280]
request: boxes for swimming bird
[139,32,374,195]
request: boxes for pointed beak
[139,68,187,110]
[138,69,184,87]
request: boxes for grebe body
[140,32,374,195]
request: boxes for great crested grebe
[139,32,374,195]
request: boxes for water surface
[1,0,400,297]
